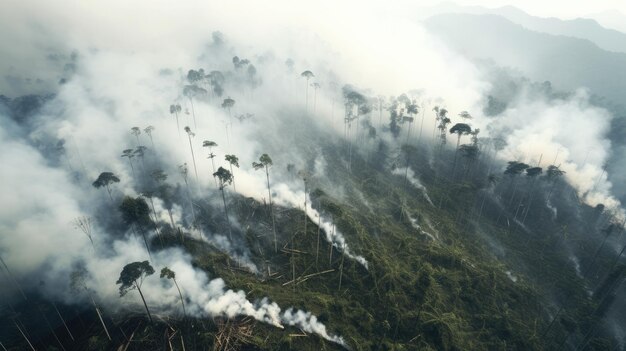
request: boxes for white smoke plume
[1,0,626,348]
[271,183,369,269]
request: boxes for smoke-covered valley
[2,0,626,350]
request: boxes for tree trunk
[305,78,309,113]
[135,224,153,262]
[14,320,35,351]
[316,212,321,269]
[175,112,181,138]
[189,98,197,128]
[266,167,277,252]
[303,180,307,236]
[105,184,113,202]
[187,135,198,181]
[338,246,345,291]
[148,197,163,248]
[229,164,236,192]
[53,302,75,341]
[135,282,153,323]
[174,278,187,317]
[220,188,232,240]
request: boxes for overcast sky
[413,0,626,19]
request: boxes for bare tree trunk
[338,246,345,291]
[189,98,197,128]
[220,188,232,240]
[175,112,181,138]
[316,212,321,269]
[329,219,335,266]
[14,320,35,351]
[53,302,75,341]
[229,164,236,192]
[187,135,198,181]
[174,278,187,317]
[38,306,66,351]
[135,282,153,323]
[265,167,277,252]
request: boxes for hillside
[1,3,626,351]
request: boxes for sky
[414,0,626,19]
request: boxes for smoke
[391,167,435,206]
[486,88,623,215]
[1,0,626,347]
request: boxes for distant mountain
[423,4,626,53]
[587,9,626,35]
[423,13,626,105]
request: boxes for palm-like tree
[253,154,277,252]
[183,85,207,128]
[221,97,235,125]
[92,172,120,201]
[225,154,240,192]
[70,267,111,340]
[184,126,199,181]
[213,167,234,240]
[160,267,186,317]
[151,169,177,230]
[504,161,530,206]
[301,70,314,112]
[121,149,136,178]
[311,82,321,113]
[131,127,141,146]
[170,104,182,137]
[116,261,155,323]
[144,126,156,151]
[405,101,419,144]
[449,123,472,174]
[179,163,196,227]
[203,140,218,186]
[134,146,148,173]
[518,166,543,223]
[436,109,451,148]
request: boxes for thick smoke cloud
[0,0,624,347]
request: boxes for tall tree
[121,149,136,178]
[545,165,566,200]
[203,140,218,186]
[116,261,155,323]
[120,196,154,260]
[179,163,197,227]
[183,85,207,128]
[151,169,177,231]
[131,127,141,147]
[144,126,156,151]
[253,154,277,252]
[301,70,314,112]
[213,167,234,240]
[436,109,451,149]
[140,190,163,246]
[519,166,543,223]
[73,216,95,251]
[207,70,225,97]
[504,161,530,207]
[92,172,120,201]
[134,145,148,174]
[449,123,472,174]
[225,154,240,192]
[170,104,182,137]
[70,266,112,340]
[221,97,236,126]
[184,126,199,181]
[160,267,186,317]
[311,82,321,113]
